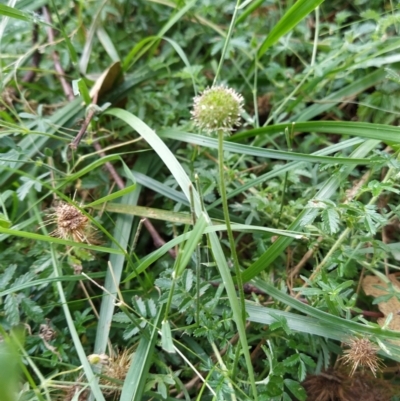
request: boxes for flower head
[339,337,384,377]
[48,202,94,244]
[191,85,244,134]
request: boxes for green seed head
[191,85,244,134]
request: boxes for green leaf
[159,129,371,165]
[184,269,194,292]
[284,379,307,401]
[283,354,299,367]
[0,214,11,229]
[0,337,21,401]
[257,0,325,57]
[242,140,379,282]
[113,312,131,324]
[120,307,164,401]
[175,214,207,278]
[74,78,92,105]
[233,121,400,144]
[132,296,147,318]
[0,265,17,290]
[106,108,259,400]
[0,226,124,255]
[85,183,137,207]
[298,360,307,382]
[5,294,20,326]
[300,353,316,367]
[0,4,38,22]
[161,320,175,353]
[20,297,43,322]
[321,208,340,234]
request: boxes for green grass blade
[93,157,149,355]
[289,69,386,122]
[159,129,372,165]
[105,108,259,400]
[50,246,106,401]
[232,120,400,144]
[207,138,365,210]
[119,306,164,401]
[175,213,207,278]
[250,279,400,359]
[85,183,137,207]
[0,226,124,254]
[0,4,47,23]
[0,273,104,297]
[242,139,380,282]
[257,0,325,58]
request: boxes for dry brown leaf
[362,274,400,331]
[89,60,122,100]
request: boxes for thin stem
[311,6,319,67]
[213,0,242,85]
[218,131,246,322]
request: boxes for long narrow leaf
[119,307,164,401]
[257,0,325,58]
[242,140,380,282]
[105,108,259,400]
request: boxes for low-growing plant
[1,0,400,400]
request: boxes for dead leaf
[362,274,400,331]
[89,60,122,101]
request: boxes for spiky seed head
[191,85,244,134]
[100,348,133,396]
[339,337,384,377]
[49,202,92,243]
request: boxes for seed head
[339,337,384,377]
[48,202,93,243]
[101,348,133,396]
[191,85,244,134]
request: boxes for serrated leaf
[299,208,319,227]
[146,298,157,318]
[16,175,46,201]
[5,294,20,326]
[321,208,340,234]
[20,297,43,322]
[193,326,207,337]
[184,269,193,292]
[13,272,34,287]
[283,353,299,367]
[123,320,146,340]
[113,312,131,323]
[299,353,316,368]
[284,379,306,401]
[0,265,17,290]
[363,213,376,235]
[269,312,292,336]
[297,360,306,382]
[132,296,147,317]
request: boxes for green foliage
[1,0,400,400]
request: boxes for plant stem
[218,131,246,322]
[213,0,242,85]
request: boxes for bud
[191,85,244,134]
[87,353,109,366]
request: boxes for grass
[1,0,400,400]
